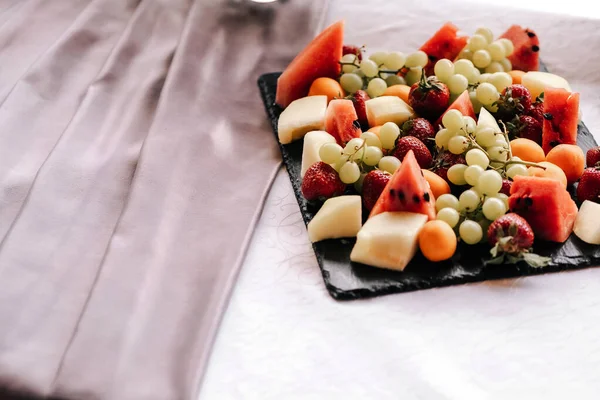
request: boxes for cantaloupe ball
[308,77,345,103]
[418,220,457,262]
[510,138,545,163]
[382,84,411,104]
[545,144,585,185]
[528,161,568,189]
[508,70,526,85]
[368,125,381,136]
[422,169,450,199]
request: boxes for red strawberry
[350,90,370,129]
[342,45,363,61]
[408,71,450,122]
[431,152,465,182]
[526,101,544,124]
[391,136,433,168]
[509,114,542,144]
[301,162,346,201]
[577,167,600,203]
[495,84,532,121]
[586,147,600,168]
[362,170,391,211]
[401,118,435,148]
[500,179,512,196]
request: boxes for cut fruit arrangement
[261,20,600,295]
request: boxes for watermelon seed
[398,190,405,202]
[532,45,539,52]
[390,189,396,197]
[543,112,553,120]
[526,30,536,38]
[412,194,420,204]
[524,197,533,207]
[423,192,431,202]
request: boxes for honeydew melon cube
[301,130,336,177]
[365,96,415,127]
[307,195,362,243]
[522,71,571,100]
[574,200,600,245]
[277,95,327,144]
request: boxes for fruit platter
[257,20,600,300]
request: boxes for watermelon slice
[541,87,579,154]
[499,25,540,72]
[325,99,362,145]
[508,175,577,243]
[275,21,344,108]
[419,22,468,76]
[370,150,436,220]
[434,90,475,128]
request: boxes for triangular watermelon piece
[542,87,579,154]
[275,21,344,108]
[325,99,362,145]
[434,90,475,128]
[499,25,540,72]
[370,150,436,220]
[419,22,468,76]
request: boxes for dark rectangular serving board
[258,71,600,301]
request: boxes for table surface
[201,1,600,399]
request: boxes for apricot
[423,169,451,199]
[418,220,457,262]
[528,161,568,189]
[509,70,526,85]
[545,144,585,185]
[510,138,545,163]
[308,77,345,103]
[382,84,411,104]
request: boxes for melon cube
[277,95,327,144]
[522,72,571,100]
[365,96,415,127]
[301,130,336,177]
[574,201,600,245]
[307,195,362,243]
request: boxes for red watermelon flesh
[499,25,540,72]
[275,20,344,108]
[434,90,475,128]
[420,22,468,76]
[541,87,579,154]
[325,99,362,145]
[369,150,436,220]
[508,175,577,243]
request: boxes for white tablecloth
[201,1,600,398]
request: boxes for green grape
[442,109,465,132]
[378,156,401,174]
[463,116,477,133]
[459,220,483,245]
[447,74,469,95]
[435,193,460,211]
[468,68,481,85]
[477,170,503,195]
[465,148,490,169]
[482,197,507,220]
[506,164,528,179]
[437,207,460,228]
[467,34,488,52]
[474,126,497,147]
[499,58,512,72]
[385,75,406,87]
[385,52,406,70]
[458,48,473,60]
[476,82,500,105]
[405,51,428,68]
[369,51,388,65]
[511,156,522,162]
[363,146,383,166]
[475,27,494,44]
[485,61,504,73]
[344,138,366,160]
[448,164,468,185]
[405,67,423,86]
[469,90,483,114]
[448,135,469,155]
[434,59,454,82]
[378,64,393,79]
[367,77,387,98]
[479,73,492,83]
[459,189,481,211]
[339,161,361,184]
[341,54,358,73]
[333,154,350,172]
[340,73,364,93]
[435,128,452,149]
[454,59,474,77]
[464,165,485,186]
[488,72,512,92]
[472,49,492,69]
[379,122,400,149]
[498,38,514,56]
[319,142,343,164]
[488,41,506,61]
[360,59,379,77]
[494,193,509,209]
[360,131,382,148]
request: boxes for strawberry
[495,84,532,121]
[430,152,465,182]
[391,136,433,168]
[301,162,347,201]
[342,45,363,61]
[408,71,450,122]
[362,170,391,211]
[350,90,370,130]
[486,213,550,268]
[577,167,600,203]
[401,118,435,149]
[500,179,512,196]
[586,146,600,168]
[508,114,542,144]
[526,100,544,124]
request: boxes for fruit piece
[431,152,466,182]
[448,164,468,185]
[466,148,490,169]
[308,77,345,104]
[307,195,362,242]
[459,189,480,211]
[498,25,540,72]
[276,20,344,108]
[342,45,363,61]
[418,220,457,262]
[392,136,433,168]
[508,175,578,242]
[277,96,327,144]
[362,170,391,211]
[464,165,484,186]
[339,161,361,184]
[574,201,600,244]
[586,147,600,168]
[459,220,483,244]
[339,73,363,93]
[434,90,475,128]
[422,169,450,199]
[405,51,429,68]
[495,84,532,121]
[477,107,501,133]
[419,22,469,75]
[436,193,460,211]
[500,179,512,196]
[349,90,370,129]
[482,197,507,220]
[509,138,545,163]
[542,87,579,154]
[401,118,435,147]
[367,78,387,98]
[370,150,436,220]
[577,168,600,203]
[476,83,500,106]
[325,99,362,145]
[350,211,428,271]
[301,162,347,201]
[545,144,585,185]
[368,125,381,136]
[447,74,469,95]
[509,70,525,84]
[408,72,450,122]
[437,207,460,227]
[522,71,571,100]
[363,146,383,166]
[528,161,567,188]
[478,170,503,195]
[383,84,411,103]
[379,122,401,150]
[442,109,465,132]
[510,115,542,144]
[301,131,336,177]
[319,142,344,165]
[526,100,544,124]
[365,96,415,127]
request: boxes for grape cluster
[458,27,514,73]
[434,58,480,96]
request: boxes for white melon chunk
[477,107,501,133]
[573,200,600,244]
[277,95,327,144]
[300,130,336,177]
[307,195,362,243]
[365,96,415,127]
[522,71,572,100]
[350,211,428,271]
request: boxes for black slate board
[258,71,600,300]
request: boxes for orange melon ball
[308,77,345,103]
[368,125,381,137]
[510,138,546,163]
[422,169,450,199]
[508,70,526,85]
[418,220,457,262]
[382,84,411,104]
[528,161,568,189]
[545,144,585,185]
